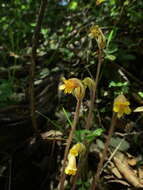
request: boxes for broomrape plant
[65,143,86,176]
[113,94,131,118]
[59,25,132,190]
[89,25,106,49]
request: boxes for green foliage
[76,178,90,190]
[0,79,13,107]
[109,81,129,94]
[74,128,104,143]
[68,1,78,10]
[138,92,143,98]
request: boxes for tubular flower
[89,25,101,39]
[65,154,77,175]
[59,78,85,100]
[113,94,131,118]
[83,77,95,92]
[65,143,86,176]
[59,78,80,94]
[73,82,85,100]
[89,25,106,49]
[69,143,86,157]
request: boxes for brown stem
[71,163,80,190]
[85,49,103,130]
[59,100,81,190]
[90,113,117,190]
[30,0,48,135]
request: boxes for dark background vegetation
[0,0,143,190]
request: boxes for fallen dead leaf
[113,152,143,188]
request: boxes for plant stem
[30,0,48,135]
[90,113,117,190]
[85,49,103,130]
[59,100,81,190]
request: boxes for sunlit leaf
[69,1,78,10]
[134,106,143,112]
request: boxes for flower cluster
[113,94,131,118]
[65,143,85,176]
[59,77,95,100]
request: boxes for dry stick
[85,49,103,130]
[90,113,117,190]
[30,0,48,135]
[59,100,82,190]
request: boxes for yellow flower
[89,25,106,49]
[65,143,86,176]
[73,83,85,100]
[83,77,95,91]
[113,94,131,118]
[96,0,105,6]
[89,25,101,39]
[59,78,80,94]
[65,154,77,175]
[69,143,86,157]
[59,78,85,100]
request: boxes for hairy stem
[59,100,81,190]
[85,49,103,130]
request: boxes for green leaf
[62,107,72,126]
[109,81,128,87]
[69,1,78,10]
[105,54,116,61]
[86,128,104,142]
[138,92,143,98]
[106,28,117,48]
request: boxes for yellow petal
[124,107,131,114]
[70,143,86,156]
[65,154,77,175]
[117,111,124,118]
[113,104,119,112]
[59,84,65,90]
[70,147,79,157]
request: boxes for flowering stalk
[59,99,82,190]
[85,48,103,130]
[85,26,105,130]
[90,95,131,189]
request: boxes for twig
[101,137,125,173]
[90,113,117,190]
[85,48,103,130]
[59,100,82,190]
[30,0,48,135]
